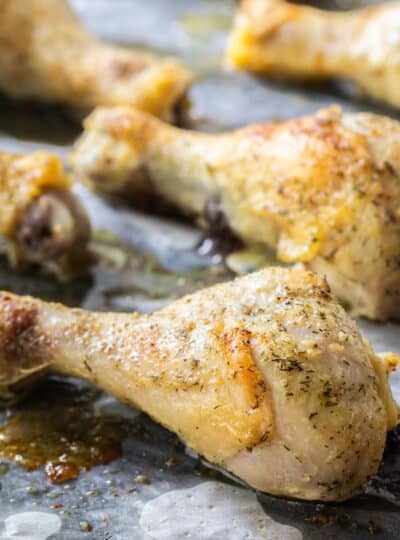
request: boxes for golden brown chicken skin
[70,105,400,321]
[0,267,397,501]
[0,0,192,121]
[0,150,90,276]
[227,0,400,109]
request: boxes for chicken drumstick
[70,105,400,321]
[0,268,397,501]
[0,0,192,121]
[227,0,400,109]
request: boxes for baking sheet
[0,1,399,539]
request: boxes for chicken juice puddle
[0,377,132,484]
[0,375,232,489]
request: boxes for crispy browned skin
[0,0,192,121]
[0,267,397,500]
[227,0,400,109]
[70,105,400,320]
[0,150,90,275]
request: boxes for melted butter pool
[0,378,130,484]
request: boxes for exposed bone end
[12,190,91,277]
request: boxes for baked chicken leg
[0,150,90,276]
[70,105,400,321]
[227,0,400,109]
[0,0,192,121]
[0,267,397,501]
